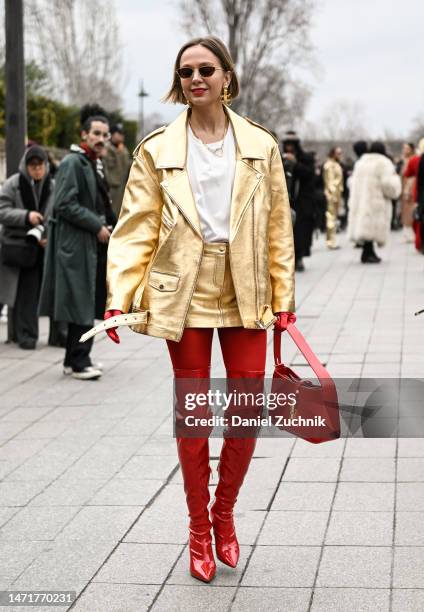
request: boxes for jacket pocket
[149,270,180,292]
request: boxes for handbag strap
[273,324,330,380]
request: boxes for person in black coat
[281,131,317,271]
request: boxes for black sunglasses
[176,65,225,79]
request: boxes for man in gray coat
[0,145,53,349]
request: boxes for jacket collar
[157,107,265,241]
[156,106,265,169]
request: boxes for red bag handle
[273,324,331,380]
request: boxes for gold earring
[222,84,232,106]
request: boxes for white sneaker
[63,362,103,375]
[70,367,102,380]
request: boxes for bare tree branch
[25,0,124,111]
[179,0,316,134]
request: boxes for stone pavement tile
[72,583,161,612]
[13,420,72,440]
[28,478,107,507]
[151,585,236,612]
[258,511,329,546]
[343,439,396,457]
[333,482,394,511]
[0,480,51,506]
[1,406,56,422]
[135,437,178,456]
[233,510,267,545]
[282,458,341,482]
[0,459,24,479]
[57,418,121,442]
[0,507,20,527]
[327,353,365,363]
[88,478,163,506]
[55,506,140,542]
[0,438,50,461]
[116,454,178,480]
[0,541,49,583]
[125,506,187,545]
[393,547,424,587]
[398,438,424,456]
[233,481,278,511]
[241,546,321,587]
[3,457,74,482]
[395,512,424,545]
[291,439,345,458]
[326,511,393,546]
[361,365,401,377]
[93,542,183,584]
[339,458,395,482]
[12,539,113,592]
[397,458,424,481]
[316,546,392,588]
[0,421,29,439]
[36,404,93,422]
[364,352,402,363]
[0,506,80,541]
[232,587,311,612]
[253,437,295,457]
[168,545,251,586]
[272,482,336,511]
[60,453,136,481]
[397,483,424,511]
[310,587,390,612]
[109,416,165,437]
[392,589,424,612]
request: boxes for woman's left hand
[274,312,296,331]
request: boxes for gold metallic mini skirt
[185,242,243,328]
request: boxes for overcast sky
[115,0,424,138]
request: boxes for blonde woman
[103,36,295,582]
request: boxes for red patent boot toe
[189,532,216,582]
[210,505,239,568]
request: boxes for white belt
[79,312,148,343]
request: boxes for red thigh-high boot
[174,367,216,583]
[210,369,264,568]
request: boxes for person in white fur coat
[348,141,401,263]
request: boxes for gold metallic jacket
[106,107,295,342]
[323,158,344,207]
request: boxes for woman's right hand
[104,309,123,343]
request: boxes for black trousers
[64,323,94,371]
[362,241,376,258]
[7,254,44,345]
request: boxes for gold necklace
[189,117,229,158]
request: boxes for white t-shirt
[187,122,236,242]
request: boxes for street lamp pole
[138,80,149,140]
[5,0,26,177]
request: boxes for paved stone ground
[0,231,423,612]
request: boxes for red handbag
[271,325,340,444]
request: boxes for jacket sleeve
[268,144,296,313]
[54,160,103,234]
[381,162,402,201]
[105,150,163,313]
[0,176,28,227]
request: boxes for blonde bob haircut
[163,36,240,105]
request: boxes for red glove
[104,309,123,344]
[274,311,296,331]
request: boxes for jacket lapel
[154,107,266,242]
